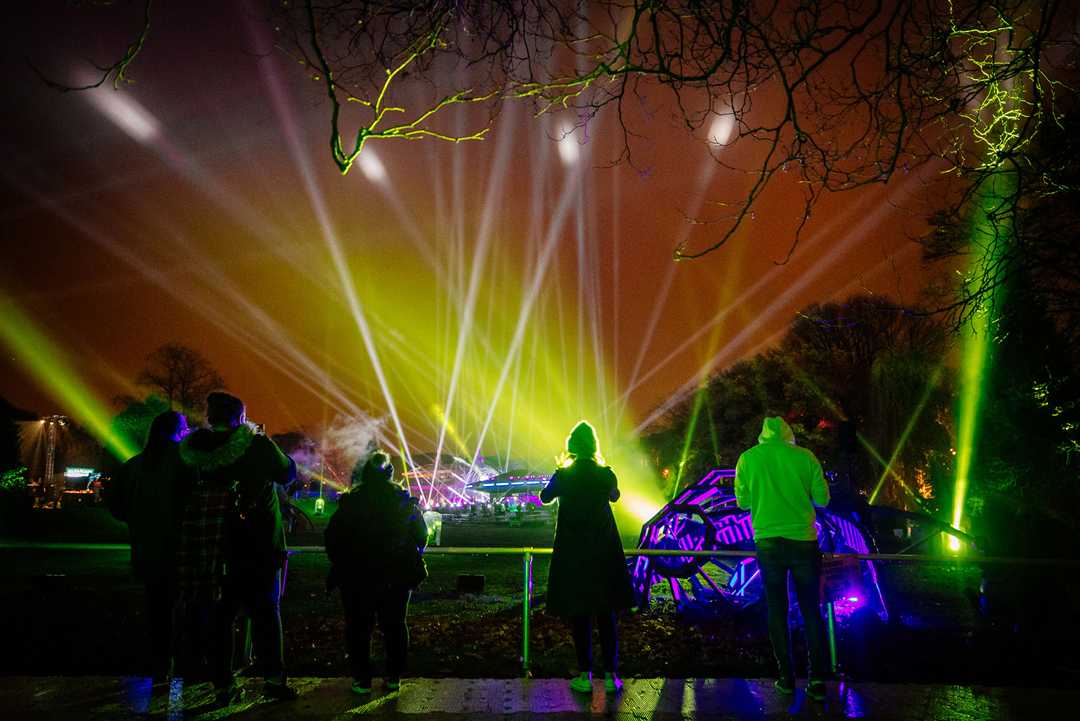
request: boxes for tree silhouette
[29,0,1078,341]
[135,344,226,416]
[647,294,952,505]
[37,1,1076,267]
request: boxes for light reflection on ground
[0,676,1071,719]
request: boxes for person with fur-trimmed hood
[178,391,297,702]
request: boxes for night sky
[1,2,936,462]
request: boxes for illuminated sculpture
[632,470,888,622]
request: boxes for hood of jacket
[341,480,412,510]
[758,416,796,445]
[180,425,255,471]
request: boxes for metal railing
[7,541,1079,676]
[287,545,1080,674]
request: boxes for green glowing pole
[522,549,533,675]
[826,602,838,674]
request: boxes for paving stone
[0,677,1073,720]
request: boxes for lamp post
[42,415,67,508]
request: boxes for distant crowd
[110,391,833,705]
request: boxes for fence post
[522,548,533,675]
[826,601,838,674]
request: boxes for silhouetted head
[352,450,394,487]
[145,411,188,453]
[565,420,599,461]
[206,392,245,430]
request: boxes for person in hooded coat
[540,421,633,694]
[735,416,831,701]
[106,410,194,680]
[178,392,297,702]
[325,450,428,694]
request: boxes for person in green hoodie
[735,416,830,701]
[178,392,297,702]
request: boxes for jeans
[229,569,286,682]
[571,612,618,673]
[174,598,233,689]
[341,584,412,680]
[755,537,829,682]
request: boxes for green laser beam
[672,384,708,500]
[869,365,945,505]
[0,298,137,460]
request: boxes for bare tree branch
[29,0,153,92]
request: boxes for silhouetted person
[325,450,427,694]
[106,410,193,681]
[540,421,633,694]
[179,392,297,702]
[735,416,831,701]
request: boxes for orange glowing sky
[0,3,940,452]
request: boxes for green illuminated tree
[110,394,170,456]
[923,106,1080,535]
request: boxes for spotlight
[557,121,580,166]
[708,113,735,146]
[359,149,387,183]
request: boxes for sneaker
[351,679,372,695]
[774,678,795,695]
[569,672,593,693]
[806,680,827,702]
[386,677,401,691]
[604,673,624,693]
[262,680,299,701]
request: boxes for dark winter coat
[179,425,292,576]
[324,481,428,591]
[107,443,195,582]
[540,459,633,617]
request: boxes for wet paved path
[1,676,1073,720]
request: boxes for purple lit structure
[632,469,888,622]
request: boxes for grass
[2,508,1079,685]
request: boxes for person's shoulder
[737,445,761,461]
[337,487,361,506]
[121,452,144,470]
